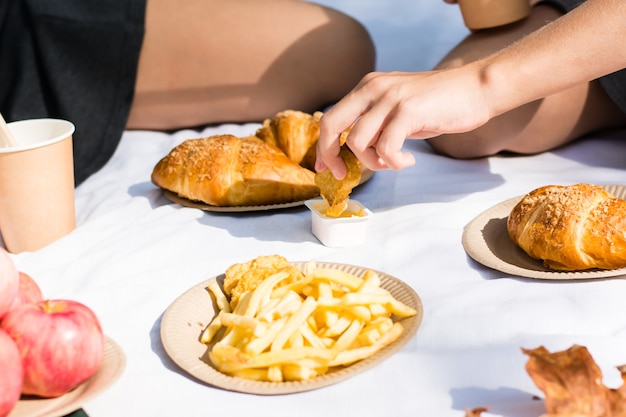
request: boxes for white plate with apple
[0,251,126,417]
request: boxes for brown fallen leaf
[523,345,626,416]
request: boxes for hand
[315,66,492,179]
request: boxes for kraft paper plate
[160,261,423,395]
[9,336,125,417]
[462,184,626,280]
[162,168,375,213]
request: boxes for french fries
[201,259,417,382]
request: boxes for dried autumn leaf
[523,345,626,417]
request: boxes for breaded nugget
[314,146,361,217]
[223,255,303,308]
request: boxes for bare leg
[126,0,375,130]
[428,4,625,158]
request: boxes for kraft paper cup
[458,0,530,30]
[0,119,76,253]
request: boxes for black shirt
[0,0,145,185]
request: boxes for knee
[427,130,506,159]
[321,9,376,85]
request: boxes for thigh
[428,4,626,158]
[127,0,375,130]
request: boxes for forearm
[479,0,626,118]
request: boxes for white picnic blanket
[10,2,626,416]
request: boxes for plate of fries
[160,259,423,395]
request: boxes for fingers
[345,103,417,171]
[315,109,359,180]
[316,81,375,179]
[317,105,417,176]
[316,71,421,177]
[315,127,347,180]
[344,109,392,170]
[372,118,417,170]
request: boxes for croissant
[507,183,626,271]
[255,110,322,171]
[151,135,320,206]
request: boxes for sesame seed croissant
[507,183,626,271]
[151,134,319,206]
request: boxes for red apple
[0,248,18,319]
[1,299,104,398]
[0,328,22,417]
[7,271,44,312]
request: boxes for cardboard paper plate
[462,184,626,280]
[160,261,422,395]
[9,337,125,417]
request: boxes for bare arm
[484,0,626,118]
[316,0,626,178]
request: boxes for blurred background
[311,0,469,71]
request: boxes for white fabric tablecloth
[9,2,626,416]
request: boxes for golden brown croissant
[255,110,322,171]
[507,183,626,271]
[151,135,320,206]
